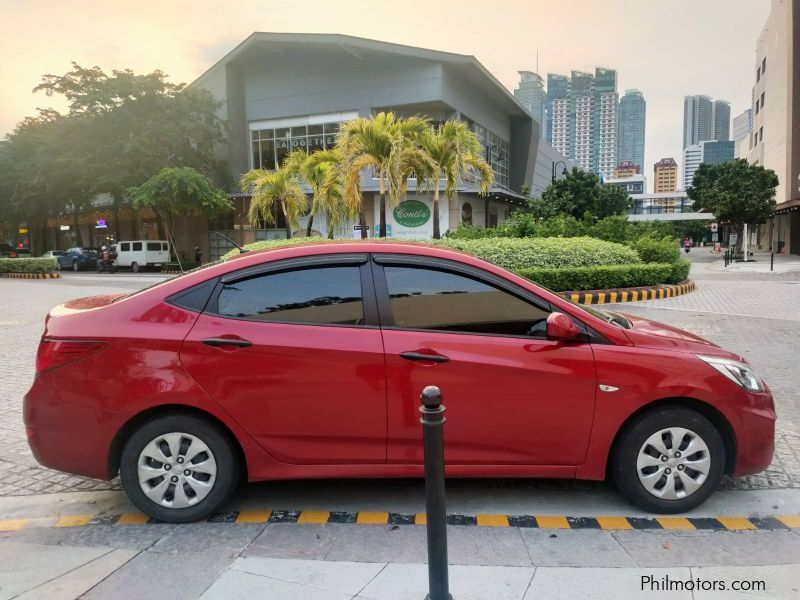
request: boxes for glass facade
[251,121,342,170]
[467,121,510,189]
[630,195,694,215]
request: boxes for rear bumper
[23,375,121,480]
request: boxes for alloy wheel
[636,427,710,500]
[137,432,218,509]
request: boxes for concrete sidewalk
[2,530,799,599]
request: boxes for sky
[0,0,771,192]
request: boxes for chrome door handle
[202,337,252,348]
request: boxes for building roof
[191,32,531,117]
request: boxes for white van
[112,240,170,272]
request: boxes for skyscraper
[544,67,619,179]
[654,158,678,193]
[732,108,753,142]
[683,95,713,148]
[618,89,646,171]
[712,100,731,141]
[514,71,546,139]
[683,140,735,189]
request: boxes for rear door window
[147,242,161,251]
[132,242,142,251]
[213,266,365,326]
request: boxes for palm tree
[336,112,431,238]
[420,119,494,239]
[240,167,307,239]
[283,148,349,238]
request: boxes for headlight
[697,355,763,391]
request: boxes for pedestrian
[193,244,202,265]
[683,237,692,254]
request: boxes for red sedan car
[24,242,775,522]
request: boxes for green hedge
[628,235,680,264]
[0,258,58,273]
[670,258,690,283]
[435,237,640,270]
[516,262,690,292]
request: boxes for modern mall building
[37,33,574,260]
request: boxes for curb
[0,272,61,280]
[2,510,797,532]
[560,280,695,305]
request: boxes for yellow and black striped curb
[560,281,695,305]
[0,272,61,279]
[2,510,798,532]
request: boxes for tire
[119,414,238,523]
[611,407,725,514]
[72,260,79,272]
[55,261,62,271]
[131,262,139,273]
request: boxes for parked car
[7,248,32,258]
[24,242,775,522]
[0,243,14,257]
[56,247,100,271]
[42,250,65,260]
[111,240,170,272]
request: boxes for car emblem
[599,384,619,392]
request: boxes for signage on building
[352,224,369,240]
[18,227,28,234]
[95,219,107,229]
[393,200,431,228]
[59,225,70,231]
[729,233,738,247]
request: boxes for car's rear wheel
[611,407,725,513]
[72,260,79,272]
[131,261,140,273]
[119,414,238,523]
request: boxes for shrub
[669,258,691,283]
[437,237,641,270]
[445,224,498,239]
[629,235,680,263]
[516,263,677,292]
[0,258,58,273]
[222,236,329,258]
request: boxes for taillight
[9,251,17,258]
[36,339,107,373]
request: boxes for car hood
[619,313,740,358]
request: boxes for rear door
[373,255,598,466]
[180,254,388,464]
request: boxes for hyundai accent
[23,242,776,522]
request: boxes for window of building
[762,57,766,74]
[251,121,342,170]
[383,266,550,337]
[757,66,761,82]
[215,266,364,325]
[759,127,764,144]
[755,99,760,114]
[761,91,765,108]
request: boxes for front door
[180,256,387,464]
[373,257,597,466]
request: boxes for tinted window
[120,243,130,251]
[147,242,161,251]
[132,242,142,251]
[384,266,550,337]
[216,266,364,325]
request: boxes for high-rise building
[545,74,568,145]
[654,158,679,193]
[712,100,731,141]
[732,108,753,142]
[683,95,713,148]
[613,161,640,178]
[682,140,735,189]
[514,71,546,138]
[747,0,800,254]
[544,67,619,179]
[617,89,646,171]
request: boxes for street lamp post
[552,160,568,183]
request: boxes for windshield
[566,298,631,329]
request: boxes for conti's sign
[393,200,431,228]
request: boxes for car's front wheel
[119,414,238,523]
[611,407,725,513]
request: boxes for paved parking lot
[1,258,799,497]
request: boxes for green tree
[336,112,430,238]
[420,119,493,239]
[536,168,598,218]
[241,168,308,239]
[128,167,232,256]
[283,149,349,238]
[595,183,633,219]
[688,159,778,246]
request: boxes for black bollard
[419,386,452,600]
[771,250,774,272]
